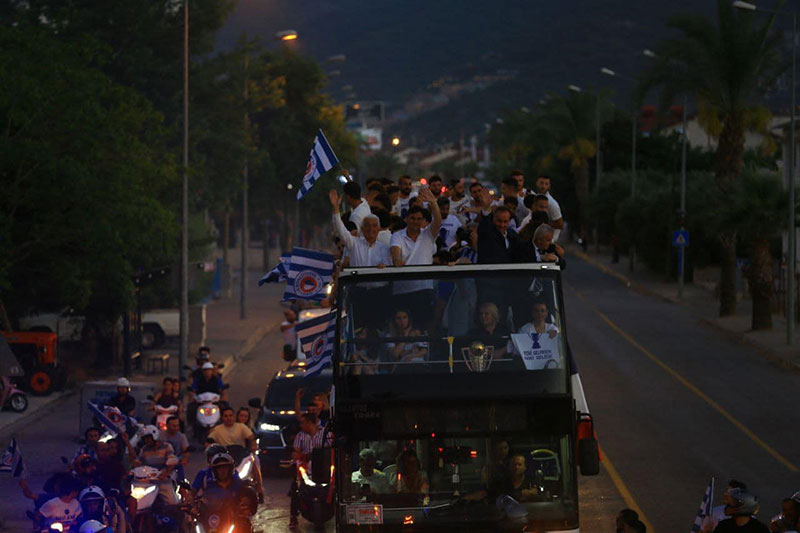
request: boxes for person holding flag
[701,479,746,532]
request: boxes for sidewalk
[0,266,287,433]
[568,243,800,371]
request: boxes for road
[564,256,800,530]
[1,254,796,532]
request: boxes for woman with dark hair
[236,407,252,429]
[395,450,429,495]
[386,309,428,368]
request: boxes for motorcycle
[129,463,183,532]
[181,487,256,533]
[153,404,178,432]
[0,374,28,412]
[296,448,336,531]
[194,392,221,443]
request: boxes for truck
[17,308,179,349]
[331,262,598,532]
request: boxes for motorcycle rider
[72,427,101,462]
[187,362,227,434]
[77,486,125,533]
[37,474,83,532]
[714,488,769,532]
[107,378,136,417]
[195,453,255,532]
[192,443,234,491]
[72,454,99,490]
[131,425,178,510]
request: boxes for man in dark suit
[513,224,565,269]
[476,190,519,264]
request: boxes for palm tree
[726,172,786,329]
[638,0,785,317]
[535,90,599,240]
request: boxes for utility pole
[594,92,602,253]
[179,0,189,382]
[678,95,688,298]
[240,47,249,320]
[629,107,637,272]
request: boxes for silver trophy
[461,341,494,372]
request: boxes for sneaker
[289,516,299,529]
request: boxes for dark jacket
[513,242,566,269]
[477,213,519,264]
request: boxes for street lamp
[276,29,298,41]
[601,66,639,271]
[734,0,796,344]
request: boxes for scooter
[296,448,335,531]
[226,445,259,486]
[129,461,183,532]
[153,404,178,432]
[194,392,221,443]
[0,375,28,412]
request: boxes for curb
[219,322,280,378]
[0,389,74,435]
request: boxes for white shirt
[352,469,390,493]
[348,199,372,231]
[281,321,297,347]
[438,214,461,248]
[390,227,436,294]
[393,196,411,217]
[39,497,82,529]
[332,214,391,268]
[545,192,562,242]
[377,229,392,245]
[449,196,470,223]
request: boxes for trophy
[461,341,494,372]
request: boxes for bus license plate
[346,503,384,524]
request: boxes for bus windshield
[338,432,577,528]
[337,268,567,385]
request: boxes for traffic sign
[672,229,689,247]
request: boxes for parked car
[249,363,332,475]
[140,309,180,349]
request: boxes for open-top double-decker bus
[331,263,599,532]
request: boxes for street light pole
[179,0,189,382]
[679,94,688,298]
[240,47,249,320]
[595,92,602,253]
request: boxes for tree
[638,0,786,317]
[725,172,786,330]
[0,27,179,362]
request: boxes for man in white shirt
[390,187,442,327]
[436,196,462,248]
[343,181,372,231]
[393,175,414,218]
[351,448,390,494]
[448,178,470,221]
[331,189,391,327]
[534,175,564,242]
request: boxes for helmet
[78,520,108,533]
[205,443,226,462]
[115,377,130,389]
[73,454,96,473]
[202,362,214,370]
[728,488,759,516]
[141,424,159,442]
[210,452,235,468]
[79,486,105,502]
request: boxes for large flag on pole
[258,254,290,286]
[0,437,25,477]
[690,477,715,532]
[87,401,137,436]
[297,129,339,201]
[296,308,337,377]
[282,248,334,302]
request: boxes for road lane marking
[572,288,799,473]
[599,445,655,533]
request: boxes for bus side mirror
[577,414,600,476]
[248,397,261,409]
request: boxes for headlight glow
[131,485,157,500]
[259,422,280,432]
[50,523,64,532]
[238,459,251,479]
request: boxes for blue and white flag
[297,129,339,201]
[282,248,334,302]
[296,308,337,377]
[690,477,715,532]
[0,437,25,477]
[87,401,136,436]
[258,254,290,286]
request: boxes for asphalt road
[564,255,800,530]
